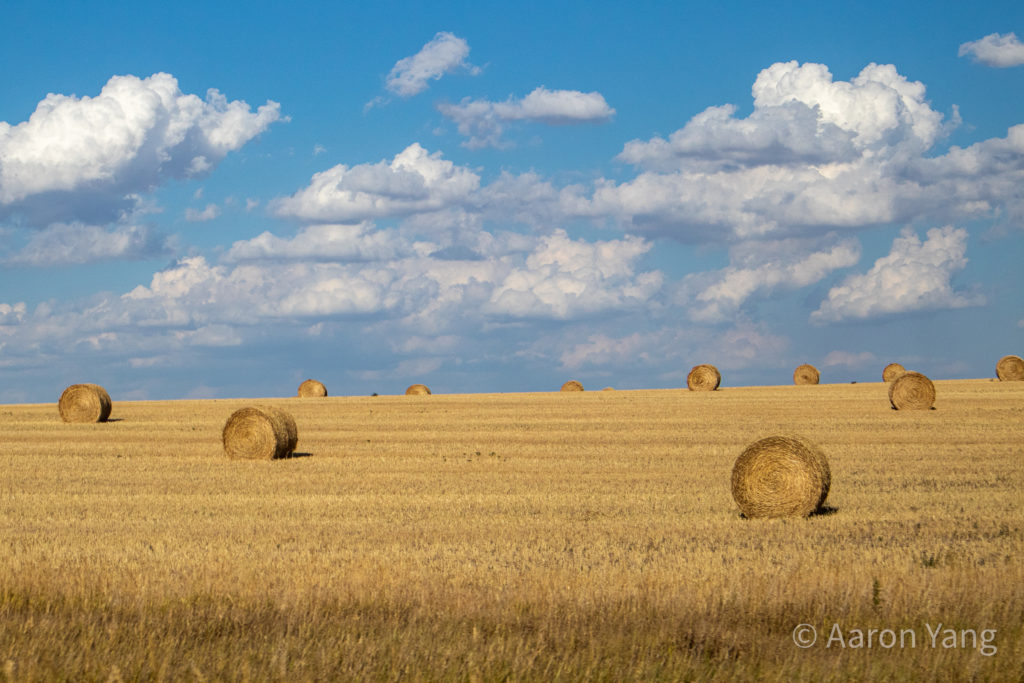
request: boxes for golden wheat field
[1,379,1022,681]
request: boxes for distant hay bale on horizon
[222,406,298,460]
[58,383,112,423]
[297,379,328,397]
[561,380,584,392]
[731,435,831,518]
[996,355,1024,381]
[687,364,721,391]
[405,384,431,395]
[882,363,906,383]
[888,371,935,410]
[793,364,820,385]
[602,387,615,391]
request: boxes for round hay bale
[58,383,112,423]
[996,355,1024,381]
[222,406,298,459]
[793,364,820,385]
[560,380,584,392]
[297,379,328,397]
[602,387,615,391]
[888,371,935,410]
[405,384,431,395]
[882,363,906,383]
[731,435,831,518]
[687,364,721,391]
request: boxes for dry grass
[1,379,1022,680]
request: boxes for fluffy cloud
[681,235,861,322]
[438,87,615,148]
[811,226,984,323]
[185,204,221,222]
[2,222,172,266]
[384,32,479,97]
[225,223,415,263]
[0,73,282,225]
[959,32,1024,68]
[590,61,981,240]
[271,143,480,222]
[0,224,662,372]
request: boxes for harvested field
[1,379,1022,680]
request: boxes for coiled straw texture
[731,435,831,518]
[58,384,112,423]
[222,406,298,459]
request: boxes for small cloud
[383,31,479,99]
[313,144,326,156]
[438,87,615,148]
[245,198,260,212]
[193,188,204,199]
[185,204,221,222]
[959,32,1024,68]
[3,222,172,266]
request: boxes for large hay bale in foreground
[687,364,721,391]
[882,363,906,383]
[793,364,820,385]
[222,406,298,460]
[561,380,584,392]
[405,384,431,395]
[297,379,328,397]
[888,371,935,410]
[996,355,1024,381]
[731,435,831,518]
[58,383,112,423]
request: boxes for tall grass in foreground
[1,380,1022,680]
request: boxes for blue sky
[1,0,1022,402]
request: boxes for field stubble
[1,379,1022,680]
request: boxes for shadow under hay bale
[793,364,820,385]
[731,435,831,518]
[58,384,112,423]
[405,384,431,395]
[888,371,935,410]
[996,355,1024,381]
[222,406,298,460]
[561,380,584,392]
[882,362,906,383]
[297,379,328,397]
[687,364,720,391]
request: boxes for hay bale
[793,364,820,385]
[888,371,935,410]
[996,355,1024,381]
[58,383,112,423]
[731,435,831,518]
[297,379,328,397]
[222,406,298,459]
[687,364,721,391]
[405,384,431,395]
[602,387,615,391]
[560,380,584,392]
[882,363,906,382]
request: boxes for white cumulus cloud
[438,86,615,148]
[811,226,984,323]
[384,32,479,97]
[0,72,282,225]
[271,143,480,223]
[959,32,1024,68]
[184,204,221,222]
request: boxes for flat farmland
[1,380,1022,681]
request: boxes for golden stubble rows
[1,379,1022,679]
